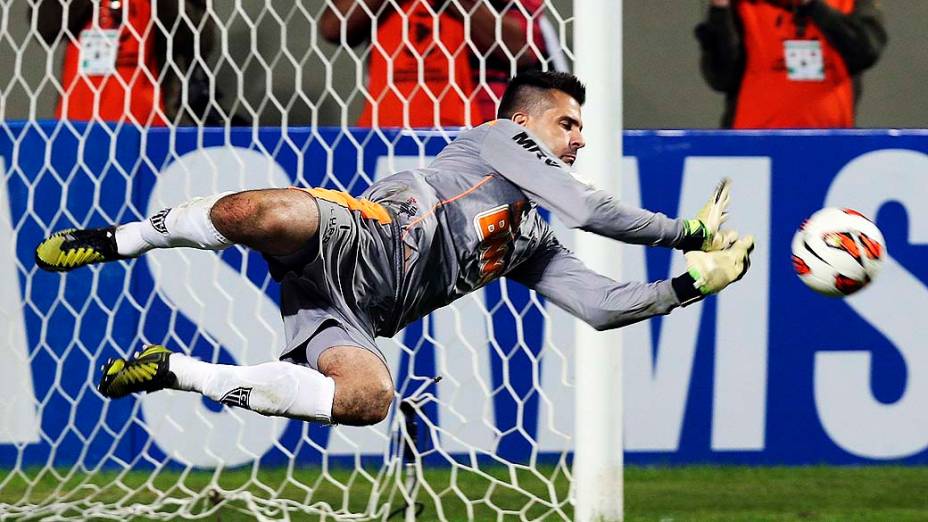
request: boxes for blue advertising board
[1,122,926,469]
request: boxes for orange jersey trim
[402,175,495,238]
[292,187,392,224]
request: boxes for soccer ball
[791,208,885,297]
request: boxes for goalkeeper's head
[497,71,587,166]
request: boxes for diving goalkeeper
[35,71,754,427]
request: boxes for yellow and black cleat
[35,226,127,272]
[98,345,176,399]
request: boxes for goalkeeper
[35,71,754,427]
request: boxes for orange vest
[57,0,166,126]
[358,0,477,128]
[733,0,855,129]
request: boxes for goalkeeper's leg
[99,344,393,426]
[35,189,320,271]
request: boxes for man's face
[514,90,586,166]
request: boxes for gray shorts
[264,193,399,371]
[279,320,382,370]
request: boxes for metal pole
[400,400,419,522]
[573,0,624,520]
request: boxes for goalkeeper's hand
[680,177,732,251]
[672,235,754,305]
[686,235,754,295]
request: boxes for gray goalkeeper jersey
[361,119,687,337]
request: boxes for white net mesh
[0,0,579,519]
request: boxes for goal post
[573,0,625,520]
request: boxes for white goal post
[573,0,624,519]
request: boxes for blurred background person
[320,0,559,127]
[32,0,219,126]
[695,0,887,129]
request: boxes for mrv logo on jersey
[512,131,559,167]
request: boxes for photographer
[695,0,887,128]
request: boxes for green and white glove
[680,177,732,251]
[672,235,755,305]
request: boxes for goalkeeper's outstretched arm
[508,235,754,331]
[479,119,731,252]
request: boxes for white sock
[114,192,234,257]
[169,353,335,424]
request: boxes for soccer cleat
[35,226,127,272]
[98,345,176,399]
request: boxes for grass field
[3,465,928,521]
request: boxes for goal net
[0,0,581,519]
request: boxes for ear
[511,112,529,127]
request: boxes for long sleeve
[805,0,887,75]
[478,119,686,248]
[507,237,682,331]
[155,0,216,123]
[30,0,92,46]
[695,6,743,94]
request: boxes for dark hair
[497,71,586,119]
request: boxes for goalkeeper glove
[679,177,732,251]
[672,235,754,306]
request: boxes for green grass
[3,465,928,521]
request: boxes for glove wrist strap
[678,219,708,252]
[672,271,705,307]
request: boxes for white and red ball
[791,208,885,297]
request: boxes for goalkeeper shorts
[264,192,397,371]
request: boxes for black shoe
[35,226,127,272]
[98,345,176,399]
